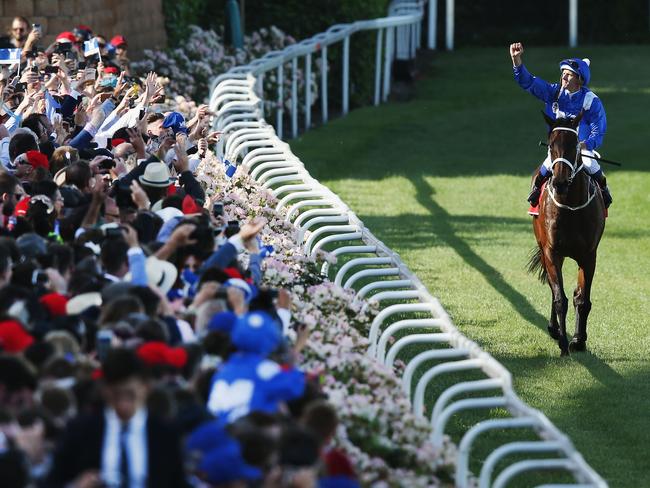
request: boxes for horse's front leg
[545,254,569,356]
[570,253,596,352]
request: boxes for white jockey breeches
[541,149,601,175]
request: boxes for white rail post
[569,0,578,47]
[276,63,284,139]
[428,0,438,49]
[342,35,350,115]
[374,28,383,106]
[446,0,455,50]
[291,57,298,138]
[321,45,328,123]
[383,27,394,101]
[305,53,312,130]
[255,72,264,97]
[411,20,417,58]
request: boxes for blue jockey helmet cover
[559,58,591,86]
[231,311,281,356]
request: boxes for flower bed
[195,155,454,486]
[133,25,320,114]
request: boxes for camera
[104,226,125,238]
[212,201,224,218]
[43,65,59,75]
[32,23,42,36]
[54,43,71,55]
[224,220,240,238]
[31,269,49,286]
[30,65,39,74]
[96,329,113,361]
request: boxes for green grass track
[290,45,650,487]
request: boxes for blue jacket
[207,352,305,423]
[513,64,607,151]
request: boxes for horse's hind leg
[547,300,560,340]
[570,254,596,352]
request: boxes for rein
[547,126,595,211]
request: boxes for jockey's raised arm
[509,42,612,208]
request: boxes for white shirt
[101,408,148,488]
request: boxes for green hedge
[438,0,650,46]
[163,0,390,108]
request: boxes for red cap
[14,196,31,217]
[76,24,92,32]
[103,66,119,75]
[26,150,50,170]
[111,138,127,148]
[0,320,34,353]
[110,35,127,48]
[182,195,203,215]
[137,342,187,369]
[56,31,77,43]
[40,293,69,317]
[223,267,243,280]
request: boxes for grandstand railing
[208,2,607,486]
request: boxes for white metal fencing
[208,2,606,486]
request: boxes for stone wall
[0,0,167,56]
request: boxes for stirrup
[527,187,541,205]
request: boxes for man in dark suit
[46,348,187,488]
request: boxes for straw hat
[139,162,173,188]
[66,292,102,315]
[145,257,178,293]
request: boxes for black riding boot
[527,171,549,205]
[592,170,613,208]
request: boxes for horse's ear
[541,110,555,127]
[572,110,584,127]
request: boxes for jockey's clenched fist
[510,42,524,67]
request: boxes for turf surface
[290,45,650,487]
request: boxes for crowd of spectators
[0,17,359,488]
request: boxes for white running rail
[208,2,607,486]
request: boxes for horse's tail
[527,246,548,283]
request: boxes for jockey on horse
[509,42,613,208]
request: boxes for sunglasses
[13,27,26,32]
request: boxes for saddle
[527,182,608,218]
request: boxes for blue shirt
[207,352,305,423]
[513,64,607,151]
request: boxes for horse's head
[542,111,583,195]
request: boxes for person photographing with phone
[509,42,612,208]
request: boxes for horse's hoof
[560,349,570,357]
[547,325,560,340]
[569,339,587,352]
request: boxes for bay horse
[528,112,606,356]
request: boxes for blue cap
[186,420,262,484]
[559,58,591,86]
[162,111,188,135]
[207,311,238,335]
[199,438,262,484]
[186,419,230,452]
[231,311,281,356]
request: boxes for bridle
[547,126,596,211]
[549,126,583,184]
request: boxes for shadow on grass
[406,173,623,385]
